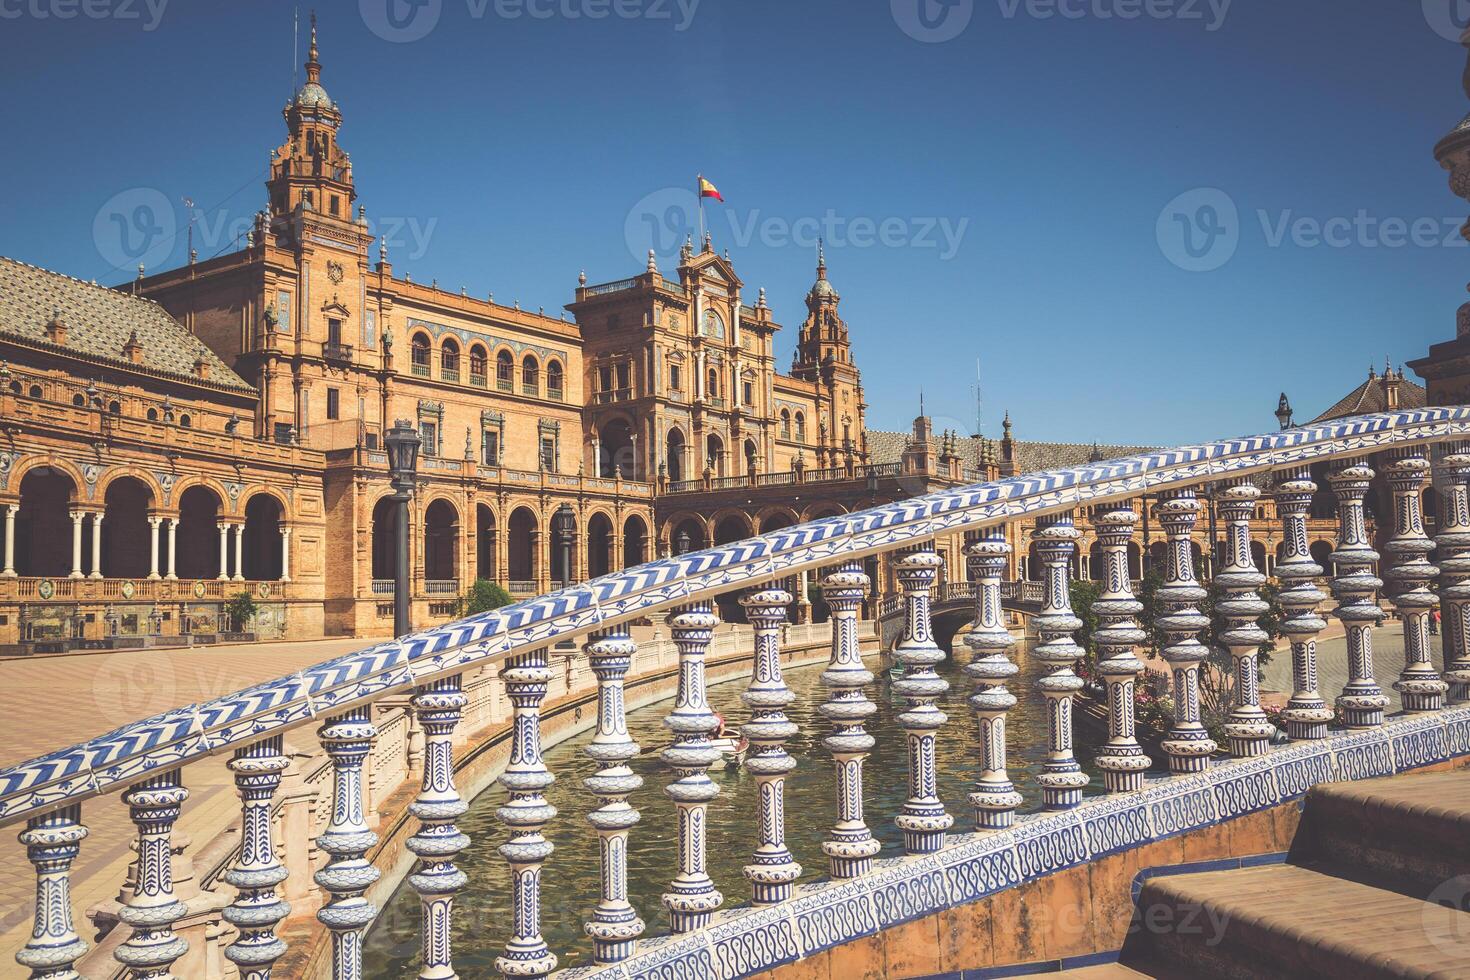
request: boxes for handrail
[3,407,1467,821]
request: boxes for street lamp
[552,503,576,589]
[676,528,692,556]
[385,420,421,638]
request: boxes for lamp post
[676,528,692,556]
[385,420,421,638]
[553,503,576,588]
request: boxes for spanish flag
[698,176,724,202]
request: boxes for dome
[808,276,839,301]
[295,82,334,110]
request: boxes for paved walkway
[1260,623,1446,715]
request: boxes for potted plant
[221,591,260,643]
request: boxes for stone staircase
[1060,770,1470,979]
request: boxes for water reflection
[364,642,1102,976]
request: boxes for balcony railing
[424,579,460,595]
[5,409,1470,980]
[660,461,903,493]
[323,342,353,364]
[583,277,638,296]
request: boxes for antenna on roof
[292,7,299,101]
[973,356,982,437]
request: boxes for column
[2,503,16,577]
[409,675,469,980]
[819,561,881,876]
[1329,464,1390,728]
[280,526,292,583]
[892,547,952,853]
[147,516,161,580]
[88,514,103,579]
[315,707,380,980]
[224,736,290,980]
[964,528,1024,827]
[232,524,246,581]
[115,770,189,979]
[583,631,645,965]
[1384,451,1447,713]
[796,568,812,623]
[1275,467,1333,740]
[495,648,557,977]
[1153,489,1217,774]
[16,804,88,979]
[1090,509,1151,792]
[68,510,84,579]
[1436,444,1470,705]
[739,587,801,904]
[1033,513,1090,807]
[1216,480,1272,757]
[660,601,723,933]
[217,524,230,581]
[165,518,178,581]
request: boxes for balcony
[594,388,634,404]
[323,342,353,364]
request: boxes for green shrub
[463,578,514,615]
[225,591,259,632]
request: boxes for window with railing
[441,339,460,382]
[469,345,487,386]
[411,333,432,377]
[547,361,564,400]
[522,355,540,395]
[496,350,514,391]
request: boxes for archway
[587,513,614,579]
[714,513,753,546]
[371,497,397,580]
[599,418,636,479]
[1250,540,1268,575]
[16,467,77,577]
[760,510,797,534]
[666,428,687,483]
[176,485,223,579]
[242,493,284,580]
[101,476,152,579]
[744,439,758,477]
[423,499,459,583]
[476,504,497,581]
[1088,540,1105,581]
[1310,539,1335,574]
[705,433,724,477]
[670,517,706,554]
[623,515,648,567]
[508,507,539,586]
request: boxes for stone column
[68,510,84,579]
[315,707,380,980]
[224,736,290,980]
[217,523,229,581]
[1153,489,1217,773]
[1437,444,1470,705]
[116,770,189,979]
[2,503,17,577]
[892,547,952,853]
[16,804,89,979]
[819,560,881,876]
[1090,509,1151,792]
[1384,451,1447,713]
[964,528,1024,827]
[280,526,292,583]
[165,519,178,581]
[232,524,246,581]
[583,631,644,965]
[88,514,103,579]
[1216,480,1272,757]
[1329,464,1389,729]
[661,602,723,933]
[147,516,162,581]
[1032,513,1090,807]
[408,675,469,980]
[739,588,801,904]
[1275,467,1333,740]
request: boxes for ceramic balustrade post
[315,707,380,980]
[964,528,1024,827]
[1384,450,1448,712]
[1436,443,1470,705]
[1215,481,1273,757]
[16,804,88,980]
[1330,464,1390,728]
[409,675,469,980]
[116,770,189,980]
[495,648,557,977]
[1153,489,1217,773]
[583,630,644,964]
[1032,512,1090,808]
[661,601,723,932]
[819,560,881,877]
[1090,510,1151,791]
[739,587,801,903]
[1275,467,1333,740]
[892,546,953,852]
[224,736,291,980]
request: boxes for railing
[7,409,1470,980]
[322,342,353,363]
[424,579,460,595]
[660,461,903,493]
[370,579,394,595]
[583,277,639,296]
[594,388,634,404]
[507,579,538,595]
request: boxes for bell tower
[790,242,866,464]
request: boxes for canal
[363,642,1104,976]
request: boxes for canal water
[363,642,1103,976]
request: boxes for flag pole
[697,173,706,248]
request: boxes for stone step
[1135,862,1470,979]
[1291,769,1470,901]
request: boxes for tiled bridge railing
[8,408,1470,980]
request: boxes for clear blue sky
[2,0,1467,446]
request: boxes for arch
[1250,539,1268,575]
[780,408,792,440]
[440,336,461,377]
[622,514,648,567]
[666,427,687,483]
[242,493,284,580]
[496,349,515,389]
[97,467,166,505]
[758,507,800,533]
[598,417,636,480]
[371,496,398,580]
[468,343,488,380]
[705,432,725,477]
[101,476,153,579]
[1309,539,1334,573]
[476,503,497,581]
[794,411,807,442]
[801,504,848,523]
[713,512,755,545]
[707,366,720,400]
[587,512,614,579]
[507,506,539,584]
[669,516,707,555]
[423,498,460,582]
[176,484,224,579]
[172,476,235,518]
[411,331,432,374]
[546,359,564,398]
[744,439,758,477]
[11,455,87,500]
[15,467,79,577]
[521,353,540,394]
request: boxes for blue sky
[2,0,1467,446]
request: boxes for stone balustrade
[6,408,1470,980]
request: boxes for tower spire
[817,237,826,279]
[306,11,321,83]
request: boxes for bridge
[6,408,1470,979]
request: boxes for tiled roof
[0,256,251,392]
[1309,372,1426,424]
[866,427,1155,475]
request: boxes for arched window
[441,338,460,380]
[109,400,121,415]
[707,368,719,399]
[411,333,432,376]
[469,344,488,384]
[780,409,792,439]
[147,407,159,421]
[7,381,19,395]
[28,384,42,399]
[496,349,514,391]
[546,361,564,400]
[72,393,85,407]
[180,414,192,428]
[522,354,540,394]
[795,412,806,441]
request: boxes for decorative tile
[1145,776,1218,837]
[1388,714,1451,771]
[1268,741,1334,799]
[1210,754,1281,820]
[789,877,878,955]
[1011,812,1090,878]
[1331,728,1395,781]
[706,904,800,979]
[621,931,717,980]
[866,852,949,928]
[1079,793,1155,858]
[938,831,1022,904]
[1444,707,1470,757]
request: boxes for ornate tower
[266,14,357,229]
[790,242,866,464]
